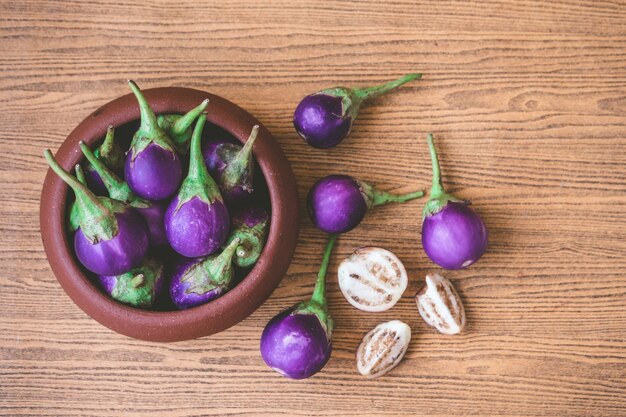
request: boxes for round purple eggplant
[157,98,209,154]
[79,141,166,247]
[44,150,148,276]
[260,234,337,379]
[293,73,421,149]
[203,125,259,205]
[226,206,269,268]
[97,257,166,309]
[169,237,241,309]
[422,134,488,269]
[165,114,230,257]
[125,80,182,201]
[308,174,423,234]
[83,125,124,195]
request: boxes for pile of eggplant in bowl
[39,81,299,342]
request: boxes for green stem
[74,164,86,185]
[128,80,158,133]
[79,141,124,190]
[310,234,338,308]
[222,125,259,190]
[131,274,145,288]
[354,73,421,102]
[187,113,209,180]
[207,237,241,286]
[427,133,445,198]
[98,125,116,157]
[171,99,209,137]
[237,125,259,165]
[46,150,119,241]
[372,189,424,206]
[44,150,109,219]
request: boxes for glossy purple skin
[293,94,352,149]
[74,208,149,276]
[164,196,230,257]
[169,257,224,309]
[202,139,253,205]
[422,201,488,270]
[125,143,182,201]
[202,139,230,175]
[307,174,367,234]
[137,201,167,247]
[260,307,331,379]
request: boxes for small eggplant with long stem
[308,175,423,234]
[260,234,337,379]
[203,125,259,205]
[97,257,166,309]
[79,141,167,247]
[169,237,241,309]
[422,134,488,269]
[157,99,209,154]
[293,73,421,149]
[82,125,124,195]
[45,150,148,276]
[226,206,269,268]
[164,114,230,257]
[125,80,183,201]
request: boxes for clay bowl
[40,87,299,342]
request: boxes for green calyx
[175,113,223,211]
[44,150,124,243]
[320,73,422,122]
[79,141,150,209]
[294,234,338,339]
[182,237,241,295]
[110,258,164,308]
[127,80,177,160]
[68,164,87,232]
[90,125,124,174]
[357,179,424,209]
[228,213,269,268]
[423,133,465,218]
[221,125,259,194]
[157,98,209,154]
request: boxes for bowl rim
[39,86,299,342]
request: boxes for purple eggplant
[169,237,241,309]
[79,141,167,247]
[226,206,269,268]
[83,125,124,195]
[44,150,148,276]
[260,234,337,379]
[164,114,230,257]
[293,73,421,149]
[157,99,209,154]
[97,257,166,309]
[308,174,423,234]
[125,80,183,201]
[422,134,488,269]
[203,125,259,205]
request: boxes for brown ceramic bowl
[40,87,299,342]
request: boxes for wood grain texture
[1,0,626,415]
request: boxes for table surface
[2,1,626,416]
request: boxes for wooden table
[2,1,626,416]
